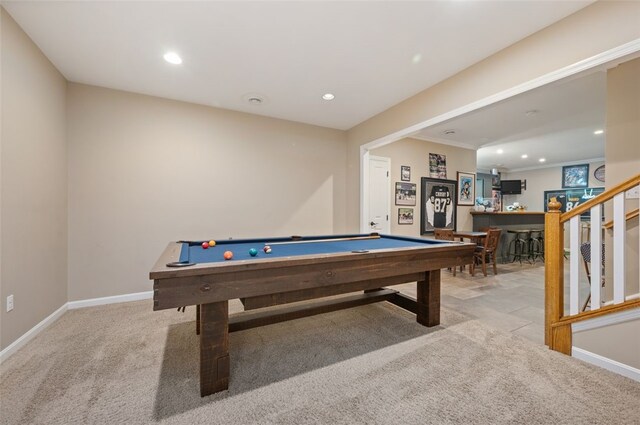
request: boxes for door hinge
[386,171,389,177]
[386,215,389,221]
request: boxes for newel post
[545,198,564,348]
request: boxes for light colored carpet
[1,299,639,425]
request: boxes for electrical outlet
[6,295,14,312]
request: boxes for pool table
[150,233,475,397]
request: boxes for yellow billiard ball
[209,240,216,247]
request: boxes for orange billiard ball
[223,250,233,260]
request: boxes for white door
[368,156,390,234]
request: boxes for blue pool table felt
[180,234,448,264]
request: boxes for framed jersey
[421,177,457,234]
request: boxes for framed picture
[398,208,414,225]
[543,187,605,218]
[594,165,605,183]
[401,165,411,182]
[562,164,589,188]
[491,189,502,212]
[420,177,457,234]
[428,153,447,179]
[457,172,476,206]
[395,182,416,206]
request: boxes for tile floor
[397,261,547,345]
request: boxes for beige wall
[502,160,605,212]
[67,83,347,301]
[0,10,68,350]
[574,317,640,369]
[573,55,640,368]
[604,56,640,298]
[345,1,640,231]
[370,138,476,237]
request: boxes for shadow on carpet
[153,304,454,419]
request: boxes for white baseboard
[67,290,153,309]
[0,303,68,365]
[0,290,154,364]
[572,347,640,382]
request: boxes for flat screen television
[501,180,522,195]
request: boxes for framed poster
[395,182,416,206]
[428,153,447,179]
[401,165,411,182]
[457,171,476,206]
[562,164,589,188]
[398,208,414,225]
[543,187,605,218]
[491,189,502,212]
[420,177,457,234]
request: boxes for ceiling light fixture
[594,129,604,135]
[497,149,504,154]
[521,154,528,159]
[322,93,335,101]
[539,158,546,163]
[163,52,182,65]
[444,129,456,135]
[242,93,268,106]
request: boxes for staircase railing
[545,173,640,354]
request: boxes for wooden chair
[434,228,457,276]
[471,228,502,277]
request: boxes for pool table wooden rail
[151,241,475,311]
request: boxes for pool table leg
[196,304,200,335]
[200,301,230,397]
[416,270,440,327]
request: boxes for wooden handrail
[603,208,639,230]
[560,174,640,223]
[551,298,640,327]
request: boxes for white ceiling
[2,1,593,130]
[412,70,607,172]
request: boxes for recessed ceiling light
[322,93,335,101]
[539,158,546,163]
[163,52,182,65]
[242,93,268,105]
[594,129,604,135]
[497,149,504,154]
[521,154,528,159]
[412,53,422,64]
[444,129,456,135]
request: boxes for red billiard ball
[263,245,272,254]
[223,250,233,260]
[201,242,209,249]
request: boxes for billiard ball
[201,242,209,249]
[249,248,258,257]
[223,250,233,260]
[209,240,216,247]
[263,245,272,254]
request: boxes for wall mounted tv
[500,180,522,195]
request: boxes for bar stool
[529,230,544,262]
[508,230,531,264]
